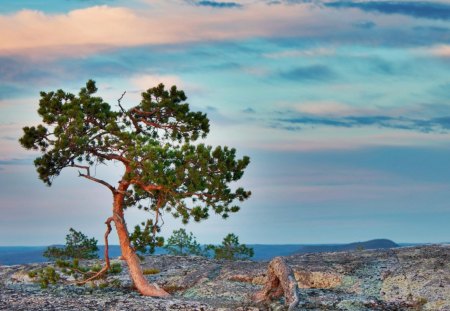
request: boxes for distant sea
[0,239,426,266]
[0,245,301,265]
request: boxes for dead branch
[76,217,114,285]
[69,161,116,194]
[117,91,127,113]
[78,172,116,194]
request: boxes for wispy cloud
[279,65,337,82]
[289,101,368,116]
[269,101,450,133]
[242,107,256,113]
[195,1,242,8]
[264,47,335,59]
[427,45,450,58]
[352,20,376,29]
[130,74,184,92]
[0,3,351,58]
[0,158,32,166]
[278,114,450,133]
[325,1,450,21]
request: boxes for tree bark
[113,192,169,297]
[254,256,299,311]
[77,217,113,285]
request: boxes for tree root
[253,256,300,310]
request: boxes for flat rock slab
[1,245,449,310]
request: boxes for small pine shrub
[206,233,254,261]
[72,258,79,268]
[56,259,70,268]
[164,228,205,256]
[108,262,122,274]
[109,279,122,287]
[29,266,60,289]
[43,228,99,261]
[28,270,37,278]
[98,282,109,289]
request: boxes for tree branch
[79,172,116,194]
[117,91,127,113]
[70,163,90,175]
[129,179,163,192]
[90,149,131,165]
[153,196,165,237]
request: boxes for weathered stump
[253,256,299,310]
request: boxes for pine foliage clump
[43,228,99,260]
[207,233,254,260]
[164,228,204,256]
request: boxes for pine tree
[20,81,251,296]
[207,233,254,260]
[43,228,99,260]
[164,228,204,256]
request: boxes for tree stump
[253,256,300,311]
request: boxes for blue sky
[1,0,450,245]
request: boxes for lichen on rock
[1,245,449,310]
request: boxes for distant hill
[294,239,399,254]
[247,245,304,260]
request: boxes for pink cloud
[428,45,450,58]
[0,3,355,58]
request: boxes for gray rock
[1,245,449,310]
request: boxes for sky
[1,0,450,246]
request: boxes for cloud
[270,101,450,133]
[352,20,376,29]
[0,6,153,58]
[0,0,123,14]
[325,1,450,21]
[242,107,256,113]
[130,74,184,92]
[0,136,16,141]
[278,114,450,132]
[196,1,242,8]
[279,65,337,82]
[427,45,450,58]
[0,3,350,58]
[2,0,450,62]
[0,84,25,100]
[0,158,32,166]
[281,116,350,128]
[291,101,368,116]
[264,47,335,59]
[0,56,67,96]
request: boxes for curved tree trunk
[113,193,169,297]
[254,256,299,311]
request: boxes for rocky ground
[0,245,449,310]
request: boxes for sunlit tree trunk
[113,192,169,297]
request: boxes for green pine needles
[207,233,254,260]
[43,228,99,260]
[164,228,205,256]
[20,80,251,257]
